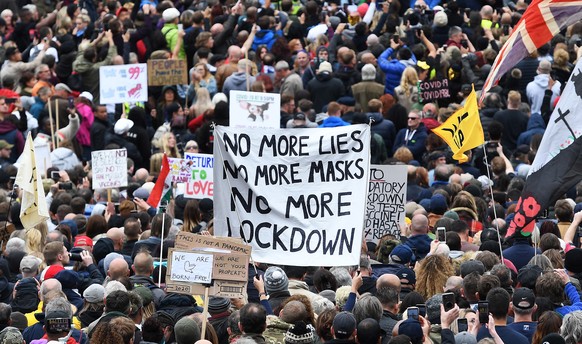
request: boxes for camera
[69,253,83,261]
[59,182,73,190]
[442,292,455,312]
[461,39,468,48]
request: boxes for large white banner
[365,165,407,243]
[213,125,371,266]
[100,63,148,104]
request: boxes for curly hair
[416,254,455,299]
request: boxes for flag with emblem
[147,154,172,210]
[432,86,484,163]
[16,132,49,228]
[507,58,582,237]
[480,0,582,103]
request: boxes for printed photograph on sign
[229,91,280,129]
[169,251,213,284]
[100,63,148,104]
[365,165,408,243]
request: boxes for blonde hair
[415,254,455,299]
[191,87,213,117]
[26,224,46,255]
[161,132,181,158]
[400,67,419,98]
[150,153,164,176]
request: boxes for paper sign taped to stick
[168,251,213,284]
[91,149,128,189]
[100,63,148,104]
[166,280,247,298]
[364,165,407,242]
[147,59,188,86]
[213,125,371,266]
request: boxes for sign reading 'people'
[213,125,371,266]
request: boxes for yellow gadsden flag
[433,86,484,163]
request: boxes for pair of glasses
[408,117,419,120]
[185,146,198,150]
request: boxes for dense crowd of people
[0,0,580,343]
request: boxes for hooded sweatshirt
[306,73,346,113]
[252,30,280,51]
[526,74,560,114]
[222,72,256,99]
[0,119,23,163]
[517,113,546,146]
[368,112,396,151]
[378,47,417,95]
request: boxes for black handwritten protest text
[258,135,309,157]
[365,179,406,240]
[226,217,355,255]
[223,132,251,157]
[230,188,271,214]
[308,159,365,182]
[223,160,249,182]
[285,192,352,219]
[254,163,302,185]
[318,131,364,154]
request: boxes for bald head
[211,23,224,36]
[107,227,125,250]
[361,52,376,65]
[64,213,76,221]
[444,276,463,292]
[410,214,429,234]
[112,55,124,65]
[133,252,154,276]
[280,300,308,324]
[108,258,130,280]
[134,168,149,182]
[376,274,401,292]
[228,45,242,62]
[40,279,62,301]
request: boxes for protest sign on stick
[147,59,188,86]
[100,63,148,104]
[229,91,280,129]
[213,125,371,266]
[364,165,407,242]
[91,149,128,190]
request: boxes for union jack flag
[480,0,582,104]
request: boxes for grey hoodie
[222,72,256,99]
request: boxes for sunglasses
[408,117,420,120]
[185,146,198,150]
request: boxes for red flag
[147,154,172,209]
[480,0,582,103]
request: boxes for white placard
[183,153,214,199]
[34,143,51,177]
[99,63,148,104]
[169,251,214,284]
[213,125,371,266]
[364,165,408,243]
[229,91,280,129]
[91,149,128,189]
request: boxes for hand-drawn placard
[91,149,128,189]
[147,59,188,86]
[168,251,214,284]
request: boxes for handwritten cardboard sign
[147,59,188,86]
[168,234,251,298]
[91,149,128,189]
[168,251,214,284]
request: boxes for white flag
[15,132,49,228]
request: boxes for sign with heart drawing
[168,251,214,284]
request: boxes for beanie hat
[264,266,289,294]
[430,194,448,215]
[565,248,582,274]
[83,284,106,303]
[207,297,231,314]
[174,316,201,344]
[132,286,154,306]
[361,64,376,81]
[285,321,315,344]
[455,332,477,344]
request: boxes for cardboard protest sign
[100,63,148,104]
[419,79,451,102]
[168,233,251,298]
[364,165,407,242]
[147,59,188,86]
[213,125,371,266]
[91,149,128,189]
[229,91,280,129]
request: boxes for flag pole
[48,98,56,149]
[158,209,166,288]
[482,144,504,262]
